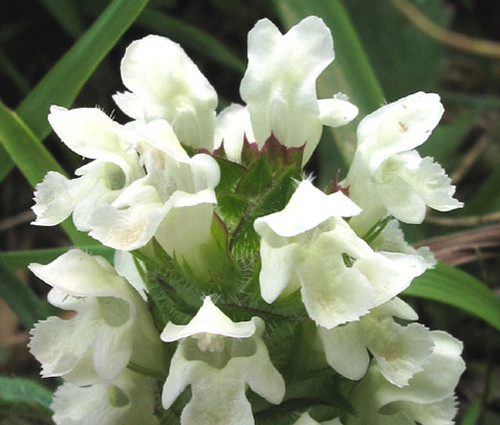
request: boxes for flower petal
[93,324,134,381]
[258,238,301,303]
[48,106,139,179]
[115,35,217,149]
[29,250,129,299]
[319,321,370,380]
[318,95,358,128]
[32,171,96,226]
[161,297,256,342]
[363,320,434,387]
[214,104,255,163]
[254,180,361,238]
[88,179,167,251]
[29,314,97,380]
[375,331,465,406]
[356,92,444,173]
[240,16,335,162]
[391,153,463,213]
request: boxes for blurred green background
[0,0,499,424]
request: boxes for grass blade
[404,263,500,330]
[0,258,55,329]
[135,8,246,73]
[0,101,93,246]
[0,246,115,270]
[0,0,150,184]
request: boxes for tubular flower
[216,16,358,165]
[51,370,159,425]
[344,92,463,233]
[28,250,162,385]
[254,180,427,329]
[32,107,220,255]
[342,331,465,425]
[161,297,285,425]
[113,34,218,150]
[318,297,434,386]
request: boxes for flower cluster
[29,16,464,425]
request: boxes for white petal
[32,171,96,226]
[392,154,463,212]
[154,201,215,257]
[375,331,465,407]
[117,35,217,149]
[163,317,284,425]
[258,238,301,303]
[52,371,159,425]
[356,92,444,173]
[29,249,129,299]
[161,296,256,342]
[214,104,255,163]
[189,153,221,192]
[88,179,167,251]
[48,106,138,177]
[243,318,286,404]
[126,118,191,162]
[112,91,144,121]
[29,314,97,381]
[319,322,369,380]
[375,297,419,321]
[363,320,434,387]
[318,96,358,127]
[354,251,427,306]
[93,324,133,381]
[371,220,437,270]
[293,413,323,425]
[240,17,334,162]
[254,180,360,238]
[392,396,458,425]
[114,250,148,300]
[297,252,374,328]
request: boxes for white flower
[29,250,162,385]
[254,180,427,329]
[32,106,144,230]
[113,35,218,150]
[92,118,220,256]
[51,370,159,425]
[33,107,220,254]
[344,92,462,233]
[343,331,465,425]
[238,16,358,164]
[318,298,434,386]
[214,103,256,163]
[161,296,285,425]
[370,219,437,268]
[292,412,343,425]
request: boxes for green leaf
[135,7,246,73]
[343,0,448,100]
[0,258,55,329]
[0,101,94,246]
[0,377,53,422]
[0,245,115,270]
[40,0,85,39]
[0,0,150,182]
[404,263,500,330]
[17,0,149,139]
[462,168,500,215]
[0,101,65,184]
